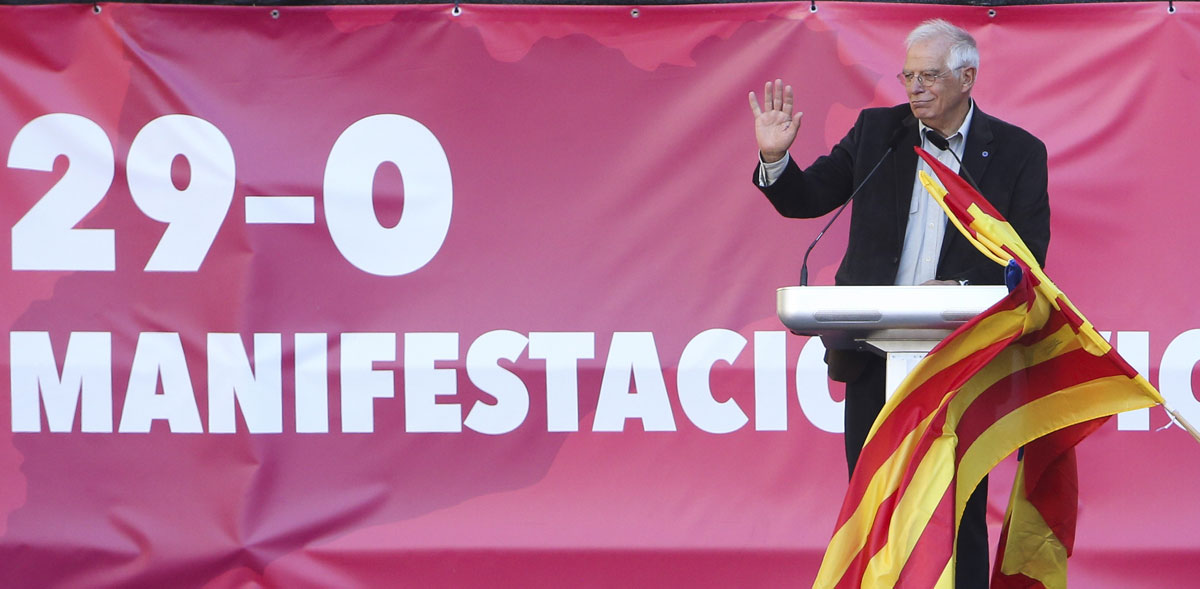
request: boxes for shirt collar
[919,99,975,146]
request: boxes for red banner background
[1,2,1198,587]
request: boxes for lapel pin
[982,151,990,157]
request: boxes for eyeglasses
[896,68,962,87]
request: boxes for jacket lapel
[960,109,994,194]
[893,114,920,253]
[939,107,995,262]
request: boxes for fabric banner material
[1,2,1198,586]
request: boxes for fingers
[748,91,762,117]
[751,80,799,119]
[754,80,794,111]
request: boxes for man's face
[902,39,975,134]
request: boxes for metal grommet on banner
[988,9,997,18]
[1169,0,1176,14]
[92,3,101,14]
[810,0,818,13]
[630,8,640,18]
[451,2,461,17]
[271,9,280,19]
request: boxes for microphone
[799,124,907,286]
[923,128,982,195]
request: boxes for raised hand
[748,79,803,163]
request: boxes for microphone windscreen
[924,128,950,151]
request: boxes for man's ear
[960,67,977,92]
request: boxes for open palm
[748,79,803,163]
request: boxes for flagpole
[1163,405,1200,444]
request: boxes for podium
[777,285,1008,397]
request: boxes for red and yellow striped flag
[811,147,1166,589]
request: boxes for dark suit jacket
[755,102,1050,287]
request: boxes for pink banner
[1,2,1198,586]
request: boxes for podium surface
[778,285,1008,348]
[778,285,1008,396]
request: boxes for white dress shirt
[894,104,973,285]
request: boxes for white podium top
[777,285,1008,351]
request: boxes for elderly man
[749,19,1050,587]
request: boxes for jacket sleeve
[751,112,865,219]
[1005,137,1051,269]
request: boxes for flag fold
[812,147,1166,589]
